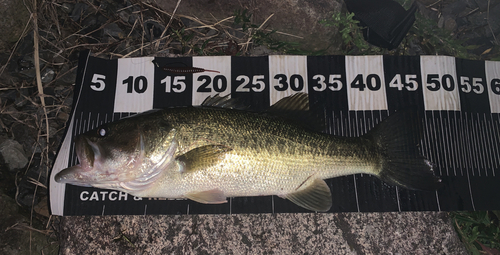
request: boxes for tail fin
[363,110,441,191]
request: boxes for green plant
[320,9,484,58]
[451,211,500,254]
[172,28,195,54]
[251,29,306,54]
[233,9,258,32]
[320,12,382,55]
[192,39,217,56]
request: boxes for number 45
[389,74,418,91]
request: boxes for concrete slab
[58,212,466,254]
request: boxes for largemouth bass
[55,93,440,211]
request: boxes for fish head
[55,117,178,193]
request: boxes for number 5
[91,74,106,91]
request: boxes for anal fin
[186,189,227,204]
[284,178,332,212]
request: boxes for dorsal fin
[201,93,325,132]
[268,93,310,112]
[266,93,325,133]
[201,94,248,110]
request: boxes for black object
[344,0,418,50]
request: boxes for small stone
[128,5,141,24]
[57,111,70,121]
[0,139,28,171]
[408,40,425,55]
[3,105,22,122]
[16,189,36,208]
[16,55,36,79]
[63,96,73,108]
[442,1,466,16]
[415,0,438,6]
[230,29,246,40]
[35,138,46,154]
[41,68,55,84]
[118,10,130,23]
[444,18,457,31]
[48,122,59,138]
[143,20,165,41]
[34,196,50,218]
[10,122,36,156]
[14,89,29,108]
[0,90,17,104]
[180,17,193,27]
[70,3,89,22]
[468,12,488,27]
[57,66,77,85]
[206,29,218,37]
[0,0,31,49]
[103,23,125,39]
[60,3,74,14]
[474,0,489,12]
[437,16,445,29]
[487,4,500,35]
[128,13,139,24]
[82,15,98,28]
[250,45,277,56]
[43,86,55,105]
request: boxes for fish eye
[97,126,108,137]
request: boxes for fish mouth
[54,165,92,187]
[54,135,100,186]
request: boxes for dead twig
[487,0,499,45]
[242,13,274,52]
[30,1,52,253]
[154,0,182,51]
[27,177,47,189]
[5,222,53,236]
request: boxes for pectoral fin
[186,189,227,204]
[176,145,232,172]
[284,178,332,212]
